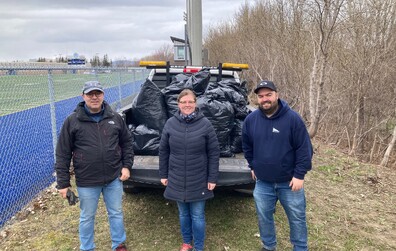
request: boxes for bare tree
[335,0,396,156]
[381,118,396,167]
[307,0,344,138]
[140,43,174,63]
[203,0,396,164]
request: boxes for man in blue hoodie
[242,81,313,251]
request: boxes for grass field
[0,70,147,116]
[0,141,395,250]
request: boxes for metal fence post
[47,69,57,160]
[132,70,137,95]
[117,70,122,111]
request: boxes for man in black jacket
[55,81,133,251]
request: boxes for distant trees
[36,56,73,63]
[102,54,111,67]
[90,55,100,67]
[56,57,67,63]
[204,0,396,166]
[90,54,112,67]
[140,43,174,63]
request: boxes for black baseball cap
[254,81,277,93]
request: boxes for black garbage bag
[172,73,190,85]
[205,82,227,101]
[223,79,250,119]
[222,79,249,101]
[207,80,250,119]
[230,119,244,153]
[184,68,211,96]
[131,79,168,132]
[197,95,234,157]
[131,124,160,155]
[161,78,186,118]
[162,69,212,117]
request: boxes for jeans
[176,200,206,251]
[253,180,308,251]
[77,178,126,251]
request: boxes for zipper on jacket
[183,122,188,202]
[97,121,106,184]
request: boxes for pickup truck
[120,61,255,193]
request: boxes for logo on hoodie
[108,120,115,125]
[272,127,279,133]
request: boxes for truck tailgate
[127,154,254,189]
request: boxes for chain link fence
[0,65,149,228]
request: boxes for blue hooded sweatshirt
[242,99,313,182]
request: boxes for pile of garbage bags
[127,68,250,157]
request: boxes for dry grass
[1,142,395,250]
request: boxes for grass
[0,71,144,116]
[0,141,395,250]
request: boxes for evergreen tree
[102,54,111,67]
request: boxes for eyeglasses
[179,100,195,104]
[85,92,103,98]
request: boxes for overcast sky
[0,0,252,62]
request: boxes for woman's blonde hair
[177,89,196,103]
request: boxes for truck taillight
[183,68,200,73]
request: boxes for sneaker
[115,243,128,251]
[180,243,193,251]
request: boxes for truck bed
[122,65,255,192]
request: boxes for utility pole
[183,12,189,66]
[186,0,202,66]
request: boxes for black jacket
[55,101,133,189]
[159,110,220,202]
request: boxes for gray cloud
[0,0,251,62]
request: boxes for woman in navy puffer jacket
[159,89,220,251]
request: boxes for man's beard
[259,101,278,116]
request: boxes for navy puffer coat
[159,110,220,202]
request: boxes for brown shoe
[115,243,128,251]
[180,243,193,251]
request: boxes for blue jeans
[253,180,308,251]
[176,200,206,251]
[77,178,126,251]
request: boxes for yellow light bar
[139,61,167,67]
[222,62,249,70]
